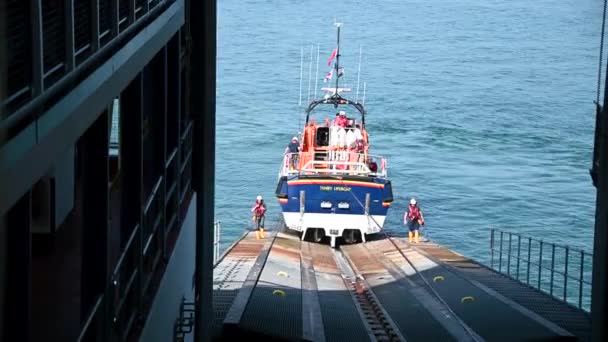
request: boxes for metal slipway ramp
[211,231,576,341]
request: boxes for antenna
[356,45,362,102]
[314,43,320,98]
[362,81,367,106]
[298,46,303,107]
[306,44,313,104]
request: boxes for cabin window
[316,127,329,147]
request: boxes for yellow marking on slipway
[273,290,286,297]
[433,275,444,282]
[461,296,475,303]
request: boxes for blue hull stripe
[277,176,392,216]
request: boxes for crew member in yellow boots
[404,198,424,243]
[251,195,267,239]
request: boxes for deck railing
[489,229,593,312]
[279,151,387,178]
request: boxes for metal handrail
[77,294,104,342]
[214,220,221,264]
[279,151,387,178]
[490,229,592,311]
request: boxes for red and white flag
[327,48,338,66]
[323,69,333,82]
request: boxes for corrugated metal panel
[2,0,31,101]
[99,0,111,44]
[119,0,129,31]
[74,0,91,52]
[42,0,65,74]
[136,0,146,19]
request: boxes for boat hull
[276,176,393,241]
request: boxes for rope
[597,0,608,105]
[328,175,388,234]
[328,175,429,242]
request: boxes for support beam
[119,74,143,247]
[128,0,136,24]
[90,0,100,52]
[190,0,216,340]
[119,74,144,321]
[162,45,169,257]
[4,191,32,342]
[592,116,608,341]
[79,108,109,341]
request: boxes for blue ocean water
[216,0,600,269]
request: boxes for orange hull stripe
[279,198,288,203]
[287,179,384,188]
[382,202,391,207]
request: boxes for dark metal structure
[0,0,215,340]
[591,2,608,339]
[591,48,608,342]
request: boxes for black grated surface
[370,278,458,342]
[455,264,591,341]
[238,236,303,340]
[211,257,252,338]
[239,282,302,340]
[416,243,591,341]
[317,288,371,342]
[213,289,240,338]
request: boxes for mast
[334,23,342,106]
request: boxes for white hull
[282,212,386,241]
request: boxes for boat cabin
[284,93,385,176]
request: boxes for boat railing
[279,151,388,178]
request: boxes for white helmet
[339,110,346,116]
[257,195,263,201]
[410,198,416,205]
[292,136,298,141]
